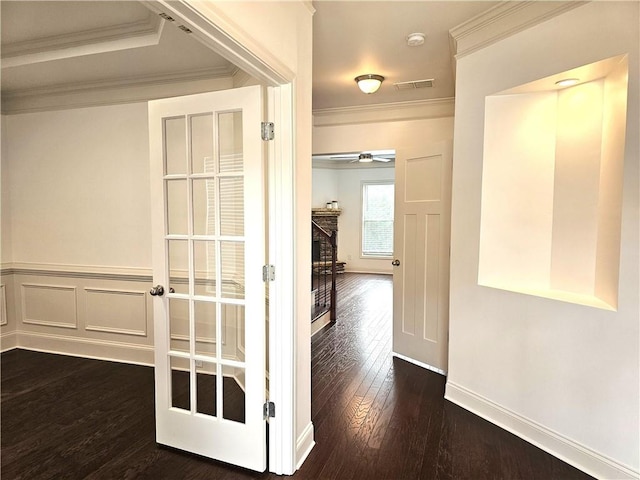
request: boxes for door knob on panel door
[392,259,400,266]
[150,285,165,296]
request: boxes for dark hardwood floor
[1,273,594,479]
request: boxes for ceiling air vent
[394,79,435,91]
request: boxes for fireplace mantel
[312,208,345,273]
[311,208,342,217]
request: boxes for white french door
[392,141,452,374]
[148,86,267,472]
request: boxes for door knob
[392,259,400,266]
[150,285,165,296]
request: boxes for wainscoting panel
[3,265,154,364]
[0,284,7,326]
[22,283,78,329]
[0,275,17,351]
[85,288,147,336]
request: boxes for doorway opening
[310,150,396,335]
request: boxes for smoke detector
[406,33,426,47]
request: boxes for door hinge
[261,122,274,141]
[264,401,275,419]
[262,264,275,282]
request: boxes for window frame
[360,180,395,259]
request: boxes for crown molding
[312,160,394,170]
[302,1,316,15]
[232,68,259,88]
[449,1,587,62]
[2,12,164,68]
[313,97,455,127]
[3,65,235,99]
[1,66,236,114]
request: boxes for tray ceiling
[1,1,236,98]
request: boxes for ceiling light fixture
[555,78,580,87]
[355,74,384,94]
[406,33,426,47]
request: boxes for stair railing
[311,221,337,323]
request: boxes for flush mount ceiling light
[355,74,384,94]
[406,32,426,47]
[555,78,580,87]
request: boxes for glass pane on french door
[163,107,247,424]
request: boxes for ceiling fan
[314,150,395,163]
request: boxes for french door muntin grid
[163,110,245,421]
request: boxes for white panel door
[392,141,452,374]
[148,86,266,472]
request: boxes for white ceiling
[1,0,498,114]
[0,1,236,98]
[312,1,497,111]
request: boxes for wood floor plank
[369,359,426,479]
[1,273,595,479]
[337,356,398,480]
[314,346,394,479]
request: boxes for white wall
[5,104,151,269]
[313,116,454,155]
[1,103,155,362]
[313,166,395,274]
[1,115,15,347]
[290,5,315,470]
[447,3,639,479]
[1,116,11,266]
[311,168,338,207]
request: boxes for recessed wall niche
[478,54,628,310]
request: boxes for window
[362,182,394,257]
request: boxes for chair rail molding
[2,262,153,282]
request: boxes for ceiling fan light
[355,74,384,94]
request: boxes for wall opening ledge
[478,54,629,311]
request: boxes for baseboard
[15,330,154,366]
[311,311,331,336]
[295,421,315,470]
[345,269,392,275]
[445,381,639,480]
[1,330,17,352]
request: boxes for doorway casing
[142,1,304,474]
